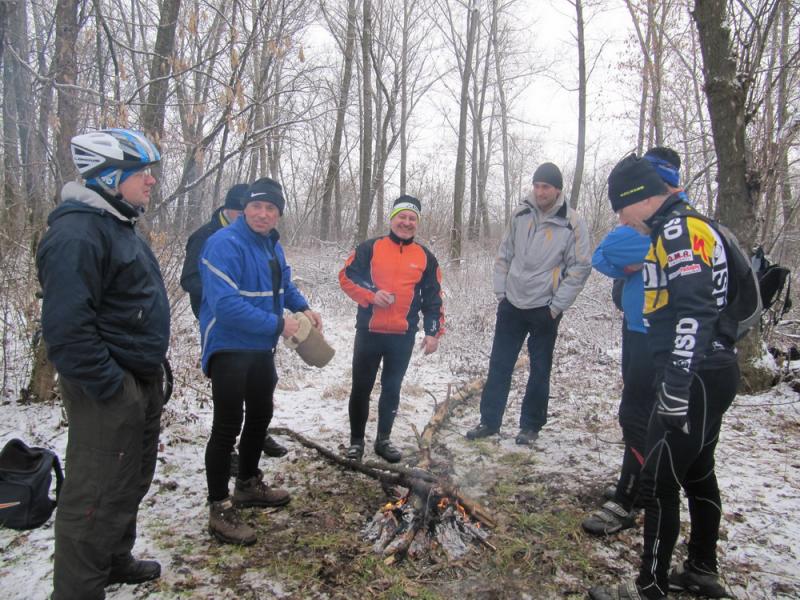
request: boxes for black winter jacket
[180,207,232,318]
[36,182,171,402]
[643,194,736,400]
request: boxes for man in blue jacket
[180,183,288,459]
[199,176,322,545]
[582,147,684,536]
[37,129,169,599]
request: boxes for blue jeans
[479,299,561,431]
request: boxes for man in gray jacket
[466,162,591,444]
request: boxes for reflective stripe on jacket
[199,216,309,375]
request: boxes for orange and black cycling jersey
[339,231,445,336]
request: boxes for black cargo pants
[52,370,164,600]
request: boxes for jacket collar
[60,182,137,224]
[645,193,687,232]
[233,213,280,244]
[524,191,568,220]
[388,230,414,245]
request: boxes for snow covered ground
[1,245,798,599]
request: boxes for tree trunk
[692,0,765,393]
[691,0,757,242]
[356,0,373,244]
[450,2,479,262]
[53,0,80,187]
[491,0,512,225]
[142,0,182,219]
[28,0,82,403]
[568,0,586,210]
[400,0,409,195]
[320,0,357,241]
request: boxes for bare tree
[319,0,357,241]
[568,0,586,210]
[449,0,479,261]
[141,0,182,214]
[356,0,374,243]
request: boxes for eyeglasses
[134,167,152,178]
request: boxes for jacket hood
[49,182,134,226]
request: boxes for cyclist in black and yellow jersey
[589,155,738,600]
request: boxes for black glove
[657,382,690,434]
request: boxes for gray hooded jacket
[493,192,591,314]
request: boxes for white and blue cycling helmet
[70,128,161,195]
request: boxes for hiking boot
[582,501,636,536]
[374,436,402,463]
[345,441,364,461]
[107,554,161,585]
[209,497,256,545]
[263,434,288,457]
[515,428,539,445]
[588,580,664,600]
[465,422,499,440]
[233,471,291,508]
[669,561,731,598]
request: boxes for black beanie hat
[247,177,285,215]
[607,154,668,212]
[532,162,563,190]
[390,194,422,219]
[224,183,249,210]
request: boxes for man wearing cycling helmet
[37,129,170,599]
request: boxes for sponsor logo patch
[667,249,693,267]
[678,264,701,276]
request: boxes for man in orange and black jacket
[339,195,445,464]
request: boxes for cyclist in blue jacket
[583,148,685,536]
[199,176,322,545]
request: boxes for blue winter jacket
[199,216,309,375]
[592,226,650,333]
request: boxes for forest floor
[1,246,799,599]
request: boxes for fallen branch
[415,356,529,472]
[270,426,497,528]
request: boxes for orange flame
[383,496,408,512]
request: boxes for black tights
[205,351,277,502]
[636,363,739,598]
[348,329,415,443]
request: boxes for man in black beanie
[198,175,322,545]
[181,183,290,463]
[589,155,738,600]
[466,162,591,445]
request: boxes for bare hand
[304,309,323,333]
[373,290,395,308]
[281,316,300,338]
[420,335,439,355]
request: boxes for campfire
[362,486,494,563]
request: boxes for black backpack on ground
[0,438,63,530]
